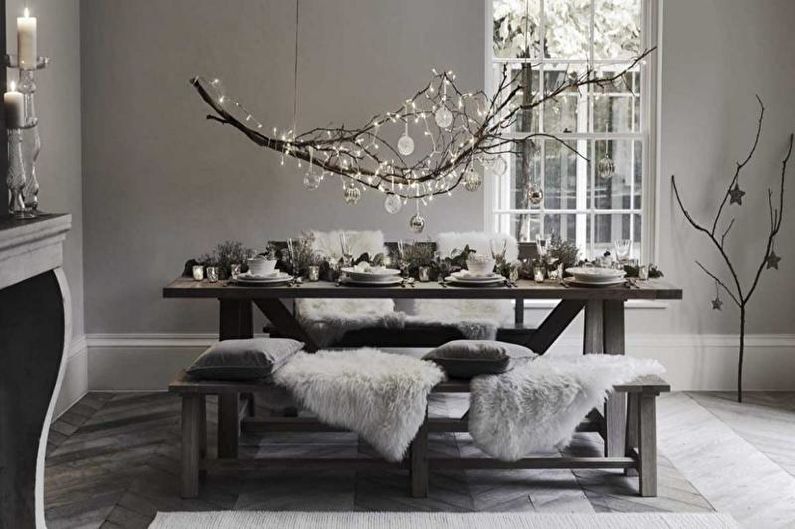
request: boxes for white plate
[451,270,502,282]
[566,266,626,283]
[340,276,404,287]
[341,267,402,282]
[444,275,504,287]
[235,272,293,284]
[563,277,625,288]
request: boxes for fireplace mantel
[0,212,71,529]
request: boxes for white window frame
[484,0,661,264]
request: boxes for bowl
[466,254,496,276]
[247,257,277,277]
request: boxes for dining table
[163,276,682,460]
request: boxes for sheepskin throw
[273,349,444,462]
[468,354,665,461]
[295,298,403,347]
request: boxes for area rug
[148,511,740,529]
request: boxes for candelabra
[6,54,49,218]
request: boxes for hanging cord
[292,0,300,137]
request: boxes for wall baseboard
[85,333,795,392]
[55,334,88,417]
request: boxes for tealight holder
[307,265,320,282]
[533,265,545,283]
[638,265,649,281]
[206,266,219,283]
[192,265,205,281]
[230,264,242,280]
[418,266,431,282]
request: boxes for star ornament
[729,184,746,205]
[711,297,724,311]
[766,251,781,270]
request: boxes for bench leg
[410,411,429,498]
[624,393,639,477]
[198,396,207,479]
[638,393,658,497]
[218,392,240,459]
[181,395,202,498]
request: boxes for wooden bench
[169,371,669,499]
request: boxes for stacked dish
[341,264,402,286]
[234,271,293,286]
[444,270,504,287]
[564,266,626,288]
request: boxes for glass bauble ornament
[343,183,361,205]
[303,172,321,190]
[527,184,544,205]
[491,156,508,176]
[397,134,415,156]
[409,213,426,233]
[384,194,403,214]
[463,169,482,192]
[434,106,453,129]
[597,154,615,179]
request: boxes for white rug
[148,511,740,529]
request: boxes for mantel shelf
[0,213,71,290]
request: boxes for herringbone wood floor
[46,391,795,529]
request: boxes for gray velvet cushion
[187,338,303,380]
[423,340,536,379]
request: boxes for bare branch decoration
[672,97,793,402]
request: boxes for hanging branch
[671,97,793,402]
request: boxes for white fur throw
[295,298,403,347]
[274,349,444,462]
[469,354,665,461]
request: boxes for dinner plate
[450,270,502,282]
[340,276,404,287]
[341,267,402,282]
[563,277,625,288]
[566,266,626,283]
[444,275,504,287]
[234,272,293,284]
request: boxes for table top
[163,276,682,301]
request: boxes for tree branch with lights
[671,97,793,402]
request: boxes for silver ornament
[397,134,415,156]
[303,172,321,190]
[343,183,361,205]
[527,184,544,205]
[491,156,508,176]
[409,213,426,233]
[434,106,453,129]
[463,169,482,192]
[384,194,403,214]
[597,154,615,179]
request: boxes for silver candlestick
[6,54,49,217]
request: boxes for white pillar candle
[5,82,24,129]
[17,8,37,70]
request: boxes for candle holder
[7,128,32,218]
[6,54,49,217]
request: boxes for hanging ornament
[434,106,453,129]
[527,184,544,205]
[766,249,781,270]
[397,134,415,156]
[710,281,723,311]
[491,156,508,176]
[729,183,746,205]
[597,154,615,179]
[343,182,361,205]
[384,193,403,214]
[303,171,321,190]
[409,213,426,233]
[463,168,482,192]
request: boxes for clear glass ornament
[598,154,615,179]
[527,184,544,206]
[463,168,482,192]
[303,171,321,190]
[491,156,507,176]
[397,134,415,156]
[434,106,453,129]
[343,182,361,205]
[384,194,403,214]
[409,213,426,233]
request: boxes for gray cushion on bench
[187,338,303,380]
[423,340,536,379]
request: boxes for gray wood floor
[44,391,795,529]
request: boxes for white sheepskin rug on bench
[469,354,665,461]
[274,349,444,462]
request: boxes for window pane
[591,66,640,133]
[592,140,640,210]
[492,0,542,59]
[508,140,542,209]
[542,213,579,243]
[593,0,642,60]
[543,139,586,210]
[544,0,592,60]
[593,213,632,256]
[494,63,540,133]
[543,64,589,133]
[633,213,642,257]
[632,139,643,209]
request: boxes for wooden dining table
[163,276,681,460]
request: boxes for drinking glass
[396,240,409,279]
[614,239,631,262]
[339,232,353,267]
[287,238,297,275]
[535,233,550,259]
[490,238,507,262]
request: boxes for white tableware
[235,271,292,284]
[450,270,501,282]
[340,276,404,287]
[563,277,625,288]
[566,266,626,283]
[466,254,496,276]
[247,257,277,276]
[341,265,401,281]
[444,274,504,287]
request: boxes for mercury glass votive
[638,265,649,281]
[192,265,205,281]
[206,266,219,283]
[418,266,431,282]
[230,264,242,280]
[533,265,545,283]
[308,265,320,282]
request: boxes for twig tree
[671,97,793,402]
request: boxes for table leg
[603,299,627,458]
[527,299,586,355]
[219,299,253,340]
[583,300,604,355]
[218,392,240,459]
[410,410,429,498]
[253,298,320,352]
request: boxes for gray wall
[6,0,84,413]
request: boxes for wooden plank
[625,393,639,477]
[198,396,207,479]
[202,458,405,472]
[253,298,320,352]
[528,299,586,354]
[429,456,635,470]
[638,393,658,497]
[219,299,253,340]
[217,393,239,459]
[410,412,429,498]
[583,300,604,355]
[180,395,201,498]
[603,299,627,458]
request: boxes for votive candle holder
[533,265,545,283]
[192,265,205,281]
[206,266,219,283]
[308,265,320,282]
[418,266,431,282]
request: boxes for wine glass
[339,232,353,267]
[490,238,507,263]
[613,239,631,263]
[286,238,297,276]
[396,239,409,279]
[535,233,550,259]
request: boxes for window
[487,0,657,261]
